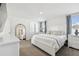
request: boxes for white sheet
[34,34,66,47]
[32,34,58,47]
[31,34,66,53]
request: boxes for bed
[31,31,67,56]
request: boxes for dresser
[0,34,20,56]
[68,35,79,49]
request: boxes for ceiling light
[40,11,43,15]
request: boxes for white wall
[6,3,67,40]
[7,16,42,40]
[7,17,31,40]
[47,15,66,33]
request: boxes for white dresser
[68,35,79,49]
[0,34,20,56]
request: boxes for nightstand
[68,35,79,49]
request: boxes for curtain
[39,21,47,33]
[66,15,71,39]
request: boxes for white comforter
[31,34,66,52]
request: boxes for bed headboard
[48,31,65,35]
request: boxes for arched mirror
[15,24,26,40]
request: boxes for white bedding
[31,34,66,55]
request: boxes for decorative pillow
[48,31,65,35]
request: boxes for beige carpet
[20,40,79,56]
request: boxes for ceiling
[6,3,79,19]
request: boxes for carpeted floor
[20,40,79,56]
